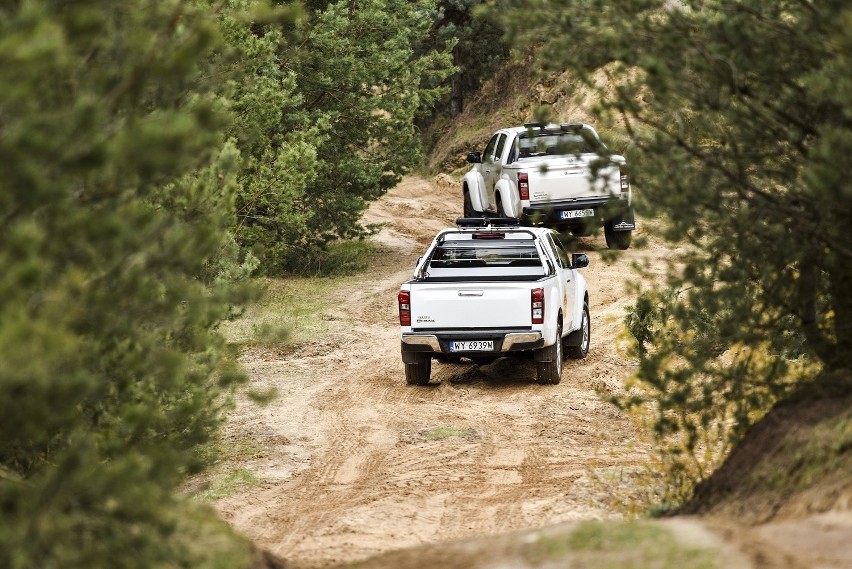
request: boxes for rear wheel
[405,354,432,386]
[565,303,590,359]
[604,223,632,250]
[535,322,563,385]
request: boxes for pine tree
[0,1,255,566]
[433,0,508,117]
[501,0,852,493]
[226,0,454,274]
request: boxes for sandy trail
[214,175,675,567]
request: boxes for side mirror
[571,253,589,268]
[466,151,482,164]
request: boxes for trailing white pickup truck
[462,122,635,249]
[398,218,591,386]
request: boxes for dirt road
[214,176,673,567]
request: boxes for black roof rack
[455,217,521,228]
[523,122,547,130]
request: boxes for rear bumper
[522,196,634,230]
[401,330,544,362]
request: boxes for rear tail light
[398,290,411,326]
[531,288,544,324]
[619,167,629,193]
[518,172,529,200]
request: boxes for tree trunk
[798,257,835,366]
[829,261,852,370]
[450,49,463,117]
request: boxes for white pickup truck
[398,218,591,385]
[462,123,635,249]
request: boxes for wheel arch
[462,172,487,212]
[494,178,520,218]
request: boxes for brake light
[472,232,506,239]
[619,167,629,193]
[398,290,411,326]
[518,172,529,200]
[531,288,544,324]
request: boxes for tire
[463,190,475,217]
[565,302,590,359]
[604,223,632,250]
[496,194,521,223]
[404,355,432,386]
[535,321,563,385]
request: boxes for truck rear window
[430,242,542,268]
[517,132,600,158]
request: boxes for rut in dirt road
[214,176,668,568]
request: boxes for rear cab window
[517,128,604,159]
[422,231,548,280]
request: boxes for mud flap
[534,345,555,362]
[609,207,635,231]
[401,348,431,364]
[564,325,583,347]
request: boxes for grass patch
[421,426,475,440]
[529,521,719,569]
[220,240,376,347]
[220,273,352,346]
[201,468,261,501]
[196,437,266,466]
[303,239,375,277]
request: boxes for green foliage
[0,1,255,567]
[221,0,454,274]
[0,0,483,564]
[501,1,852,501]
[428,0,509,117]
[529,521,719,569]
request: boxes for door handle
[458,290,484,296]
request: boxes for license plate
[560,209,595,219]
[449,340,494,352]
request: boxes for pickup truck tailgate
[410,282,532,329]
[519,156,617,202]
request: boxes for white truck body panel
[410,281,538,330]
[515,155,621,203]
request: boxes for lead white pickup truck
[398,218,591,386]
[462,123,635,249]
